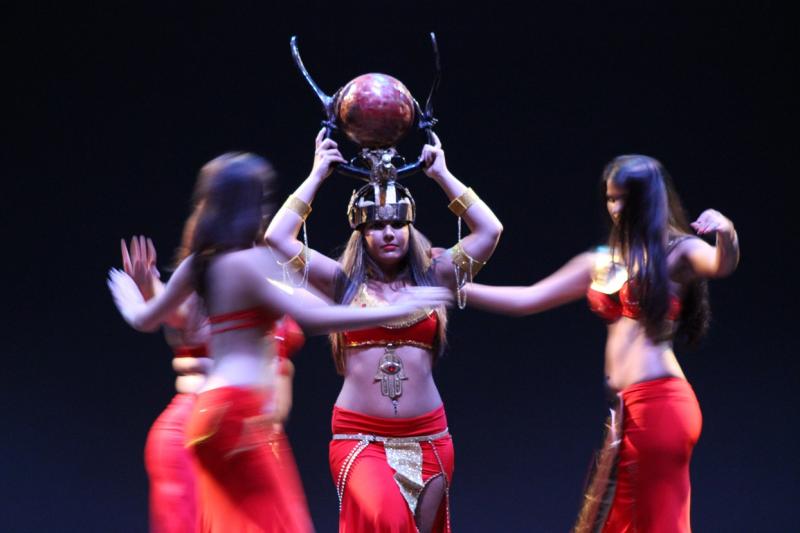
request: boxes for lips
[381,244,398,252]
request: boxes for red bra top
[586,245,682,323]
[172,344,210,358]
[208,307,279,335]
[587,281,682,322]
[273,315,305,359]
[341,284,439,350]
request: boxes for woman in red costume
[265,130,503,532]
[463,155,740,532]
[108,152,450,533]
[121,236,304,533]
[120,235,209,533]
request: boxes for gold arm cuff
[283,195,312,221]
[450,241,486,276]
[278,245,308,272]
[447,187,479,217]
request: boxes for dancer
[121,235,209,533]
[265,130,503,532]
[122,236,304,533]
[463,155,739,532]
[109,152,451,533]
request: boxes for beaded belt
[331,427,450,443]
[333,428,451,516]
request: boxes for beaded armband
[283,195,312,221]
[449,241,486,277]
[447,187,479,217]
[277,245,309,273]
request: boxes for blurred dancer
[464,155,739,532]
[123,237,304,533]
[109,152,451,532]
[265,130,503,532]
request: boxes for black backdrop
[4,3,796,531]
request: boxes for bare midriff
[604,317,685,391]
[336,344,443,418]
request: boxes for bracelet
[450,241,486,277]
[447,187,479,217]
[278,245,308,272]
[283,195,312,221]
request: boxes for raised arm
[264,129,347,297]
[683,209,740,278]
[465,252,594,317]
[233,255,452,336]
[108,255,196,332]
[422,133,503,285]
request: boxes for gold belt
[331,427,450,443]
[333,428,451,515]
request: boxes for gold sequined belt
[331,428,449,443]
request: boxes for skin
[466,176,739,391]
[264,129,503,532]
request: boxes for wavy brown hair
[329,224,448,374]
[602,155,710,346]
[186,152,276,300]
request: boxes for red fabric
[587,282,682,322]
[603,377,702,533]
[145,393,198,533]
[185,387,313,533]
[172,345,210,358]
[273,316,305,359]
[208,308,279,335]
[329,405,454,533]
[341,312,438,349]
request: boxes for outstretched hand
[421,132,449,180]
[310,128,347,181]
[690,209,734,237]
[121,235,160,300]
[395,285,454,310]
[107,268,147,328]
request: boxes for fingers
[316,138,338,153]
[315,127,325,148]
[430,131,442,149]
[130,236,140,263]
[120,239,133,274]
[146,237,157,265]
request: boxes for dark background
[4,3,796,531]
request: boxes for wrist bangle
[283,195,312,221]
[447,187,479,217]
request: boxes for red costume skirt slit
[185,386,313,533]
[329,405,454,533]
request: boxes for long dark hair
[188,152,276,299]
[602,155,709,345]
[329,224,448,374]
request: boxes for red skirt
[145,393,198,533]
[185,386,313,533]
[329,405,454,533]
[603,377,703,533]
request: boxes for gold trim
[276,245,307,272]
[447,187,479,217]
[344,339,434,350]
[351,284,437,328]
[450,241,486,277]
[282,195,312,221]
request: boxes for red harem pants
[185,386,313,533]
[329,405,454,533]
[145,393,197,533]
[603,377,703,533]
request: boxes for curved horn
[418,32,441,144]
[290,36,336,135]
